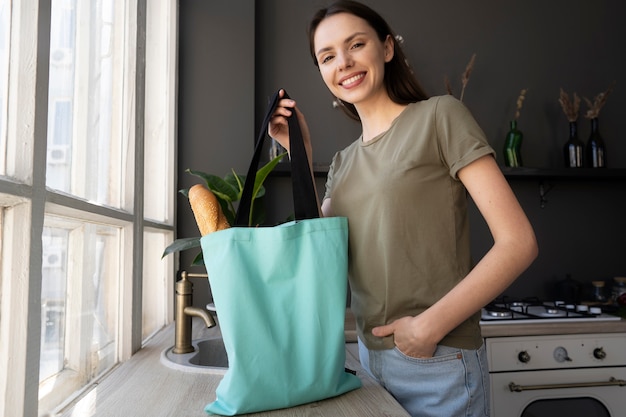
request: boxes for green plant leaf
[224,171,244,199]
[191,250,204,266]
[254,153,286,195]
[250,198,266,226]
[249,153,287,225]
[161,237,201,258]
[187,169,239,202]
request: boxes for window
[0,0,176,416]
[39,217,121,412]
[0,0,9,174]
[46,1,127,208]
[142,228,171,340]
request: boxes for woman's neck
[358,98,407,142]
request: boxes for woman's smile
[339,72,366,88]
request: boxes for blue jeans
[358,338,490,417]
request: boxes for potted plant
[162,153,287,265]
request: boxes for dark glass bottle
[503,120,523,167]
[586,118,606,168]
[563,121,584,168]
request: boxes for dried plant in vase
[514,88,528,120]
[459,53,476,102]
[558,88,581,123]
[583,83,614,119]
[503,89,528,167]
[583,83,614,168]
[444,53,476,102]
[559,88,584,167]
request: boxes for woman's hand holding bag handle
[235,89,319,226]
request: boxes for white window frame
[0,0,177,415]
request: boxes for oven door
[491,367,626,417]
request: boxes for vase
[503,120,523,167]
[563,121,584,168]
[586,118,606,168]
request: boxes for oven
[481,299,626,417]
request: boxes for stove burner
[544,307,559,315]
[510,302,528,307]
[509,303,527,313]
[488,309,512,318]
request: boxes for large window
[0,1,176,416]
[46,1,128,208]
[39,217,121,412]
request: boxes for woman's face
[313,13,394,108]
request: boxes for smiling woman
[267,2,537,417]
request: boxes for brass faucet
[173,271,216,354]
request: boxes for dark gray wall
[178,0,626,308]
[177,0,256,302]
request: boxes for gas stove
[480,298,621,325]
[482,297,626,416]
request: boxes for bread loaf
[188,184,230,236]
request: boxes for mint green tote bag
[201,90,361,415]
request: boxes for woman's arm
[373,155,538,357]
[321,198,333,217]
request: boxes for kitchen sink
[160,337,228,374]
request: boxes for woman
[269,1,538,416]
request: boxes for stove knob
[518,351,531,363]
[593,347,606,360]
[553,346,572,362]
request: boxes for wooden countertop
[59,313,409,417]
[480,317,626,338]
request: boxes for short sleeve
[434,95,495,179]
[323,152,338,202]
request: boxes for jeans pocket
[393,344,463,363]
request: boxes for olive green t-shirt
[324,95,495,350]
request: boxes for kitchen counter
[59,312,409,417]
[480,317,626,338]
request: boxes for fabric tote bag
[200,89,361,416]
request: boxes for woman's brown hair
[308,0,429,121]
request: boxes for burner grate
[481,298,611,322]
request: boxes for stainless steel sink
[161,337,228,374]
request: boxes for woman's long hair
[308,0,429,121]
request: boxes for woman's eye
[320,55,334,64]
[350,42,364,50]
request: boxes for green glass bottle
[503,120,523,167]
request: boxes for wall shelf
[501,167,626,180]
[271,164,626,181]
[270,162,330,178]
[500,167,626,208]
[270,164,625,209]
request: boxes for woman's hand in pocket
[372,315,438,359]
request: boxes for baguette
[188,184,230,236]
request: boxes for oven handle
[509,377,626,392]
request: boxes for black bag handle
[234,89,319,226]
